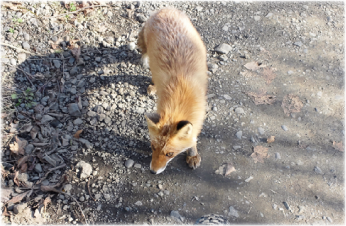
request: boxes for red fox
[137,8,208,174]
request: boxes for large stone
[76,161,92,179]
[214,43,232,54]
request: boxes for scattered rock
[73,118,83,125]
[170,210,184,223]
[63,184,72,193]
[207,63,218,73]
[281,125,288,131]
[135,201,142,206]
[235,131,242,139]
[13,202,27,214]
[314,166,323,174]
[128,42,136,50]
[34,164,43,173]
[228,206,239,218]
[24,144,34,154]
[41,115,55,124]
[68,103,81,117]
[22,42,30,50]
[275,153,281,160]
[245,176,253,182]
[52,60,61,69]
[258,127,265,135]
[78,138,92,149]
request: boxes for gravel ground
[1,1,344,225]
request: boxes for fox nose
[150,169,157,174]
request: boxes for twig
[35,164,66,185]
[1,42,34,54]
[87,179,96,201]
[63,192,88,224]
[44,5,109,18]
[16,68,34,87]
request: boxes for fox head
[145,113,195,174]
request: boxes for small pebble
[235,107,245,114]
[275,153,281,159]
[235,131,242,139]
[125,159,135,168]
[258,127,265,135]
[281,125,288,131]
[314,166,323,174]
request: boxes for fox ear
[176,121,193,139]
[145,113,160,132]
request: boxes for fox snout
[149,153,173,174]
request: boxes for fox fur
[137,8,208,174]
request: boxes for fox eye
[166,152,174,157]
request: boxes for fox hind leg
[186,144,201,169]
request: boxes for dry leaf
[240,70,257,77]
[2,2,26,12]
[95,0,106,5]
[224,163,236,176]
[267,136,275,143]
[261,67,277,84]
[244,61,266,71]
[43,197,51,213]
[2,206,10,217]
[13,171,20,186]
[81,1,94,15]
[74,129,83,139]
[1,113,8,119]
[41,185,60,193]
[281,94,304,116]
[48,38,63,50]
[20,163,28,173]
[7,190,29,204]
[20,123,33,133]
[247,91,276,105]
[30,126,40,139]
[68,44,81,62]
[1,188,13,203]
[34,73,45,80]
[251,146,269,163]
[63,0,70,8]
[333,141,344,152]
[9,136,27,155]
[1,165,10,178]
[17,156,29,168]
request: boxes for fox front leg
[186,144,201,169]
